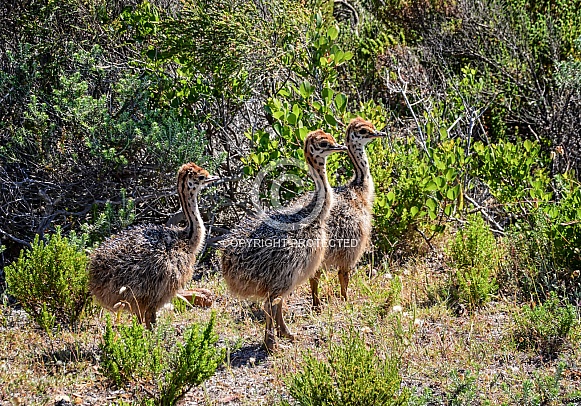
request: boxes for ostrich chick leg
[263,296,276,352]
[274,299,294,340]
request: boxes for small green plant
[447,369,478,406]
[502,362,566,406]
[4,228,91,332]
[511,292,578,355]
[79,188,136,247]
[501,212,562,302]
[473,138,551,206]
[99,315,163,386]
[281,329,409,406]
[372,134,473,255]
[157,316,224,406]
[446,214,499,310]
[500,176,581,302]
[100,314,224,405]
[408,387,436,406]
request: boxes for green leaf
[446,184,460,200]
[524,139,532,152]
[444,204,453,216]
[445,168,457,182]
[434,176,446,189]
[299,81,313,99]
[425,198,437,212]
[410,206,419,217]
[292,103,301,117]
[334,93,347,113]
[426,181,439,191]
[446,187,455,200]
[322,87,334,106]
[325,114,337,126]
[387,191,396,202]
[434,156,446,170]
[327,25,339,41]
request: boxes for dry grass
[1,244,581,405]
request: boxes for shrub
[282,330,409,406]
[99,316,163,386]
[4,228,91,332]
[447,369,479,406]
[519,363,564,406]
[501,213,563,302]
[100,314,224,405]
[544,175,581,272]
[511,292,578,355]
[500,183,581,303]
[157,316,224,406]
[446,214,499,310]
[0,7,220,269]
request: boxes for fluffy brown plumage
[88,163,218,328]
[309,117,386,308]
[219,130,347,351]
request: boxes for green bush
[4,228,91,332]
[501,213,565,302]
[100,316,164,386]
[371,104,474,255]
[500,176,581,302]
[100,314,224,405]
[544,175,581,272]
[511,292,578,355]
[447,369,479,406]
[243,14,388,210]
[447,214,499,310]
[505,363,565,406]
[0,3,220,265]
[372,138,430,252]
[158,316,224,406]
[281,330,409,406]
[76,188,136,248]
[472,139,551,206]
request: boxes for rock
[53,394,72,406]
[179,288,214,308]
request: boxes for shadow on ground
[228,343,268,368]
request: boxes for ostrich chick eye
[198,175,205,181]
[319,141,329,148]
[358,129,368,135]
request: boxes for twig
[464,195,505,236]
[0,227,31,248]
[414,226,435,252]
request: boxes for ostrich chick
[310,117,386,309]
[89,163,218,328]
[220,130,347,351]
